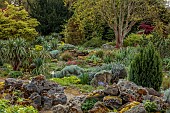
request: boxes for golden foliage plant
[0,2,39,40]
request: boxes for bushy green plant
[79,73,90,85]
[83,37,106,48]
[129,43,163,91]
[60,51,73,61]
[114,47,139,66]
[8,71,23,78]
[64,18,85,45]
[81,98,98,112]
[162,74,170,90]
[50,76,80,86]
[123,33,143,47]
[150,33,170,58]
[86,55,101,64]
[94,63,113,72]
[163,58,170,71]
[58,44,76,51]
[27,0,70,35]
[103,51,115,64]
[144,100,158,112]
[30,47,51,76]
[0,2,39,40]
[95,50,104,58]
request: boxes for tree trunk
[13,61,21,71]
[115,32,124,48]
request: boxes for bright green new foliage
[129,43,163,91]
[0,2,39,40]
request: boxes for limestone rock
[43,96,53,110]
[104,84,119,96]
[29,92,42,109]
[145,87,162,97]
[88,101,110,113]
[52,104,68,113]
[4,78,23,90]
[102,44,114,50]
[87,90,105,99]
[119,101,140,113]
[103,96,122,109]
[124,103,147,113]
[53,93,67,105]
[67,96,86,113]
[90,70,112,87]
[117,80,148,103]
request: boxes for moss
[103,96,122,103]
[119,101,140,113]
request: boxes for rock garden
[0,0,170,113]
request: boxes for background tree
[27,0,71,35]
[0,2,39,40]
[97,0,165,48]
[63,0,114,45]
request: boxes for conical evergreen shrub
[128,43,163,91]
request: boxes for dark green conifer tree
[27,0,71,35]
[129,43,163,91]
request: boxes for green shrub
[50,76,80,86]
[64,18,85,45]
[129,43,163,91]
[144,100,158,112]
[86,55,101,64]
[58,44,76,51]
[95,50,104,58]
[114,47,139,66]
[150,33,170,58]
[0,3,39,40]
[8,71,23,78]
[163,58,170,71]
[79,73,90,85]
[103,51,115,64]
[123,33,143,47]
[83,37,106,48]
[81,98,98,112]
[60,51,73,61]
[106,41,116,46]
[162,74,170,90]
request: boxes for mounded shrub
[83,37,106,48]
[128,43,163,91]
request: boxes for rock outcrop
[3,75,67,110]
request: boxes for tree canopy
[27,0,71,35]
[0,2,39,40]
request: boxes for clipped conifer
[128,42,163,91]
